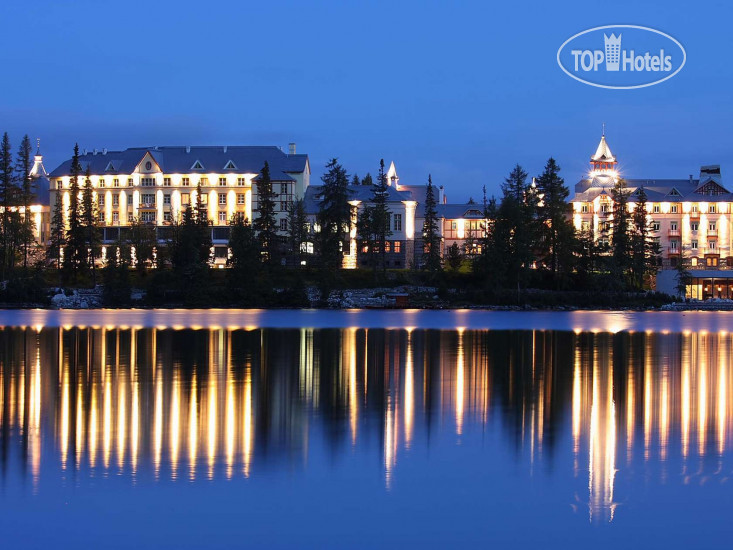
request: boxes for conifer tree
[536,157,574,285]
[610,178,632,286]
[361,173,373,187]
[630,187,660,289]
[499,164,538,289]
[252,161,278,263]
[0,133,14,279]
[371,159,392,274]
[316,158,351,270]
[81,167,101,283]
[422,174,442,272]
[65,144,85,279]
[286,198,309,262]
[15,135,34,268]
[356,205,376,270]
[48,190,65,283]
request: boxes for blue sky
[2,0,731,200]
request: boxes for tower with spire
[590,125,617,180]
[29,138,48,178]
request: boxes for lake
[0,310,731,548]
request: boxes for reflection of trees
[0,325,731,512]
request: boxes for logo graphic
[604,33,621,71]
[557,25,686,89]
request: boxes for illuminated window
[218,193,226,205]
[200,177,209,186]
[141,194,155,205]
[709,204,717,213]
[710,240,716,249]
[237,193,245,205]
[163,194,171,205]
[141,211,156,222]
[112,212,119,223]
[653,205,660,213]
[385,241,391,253]
[99,178,105,188]
[56,180,62,189]
[112,194,119,206]
[113,178,120,187]
[163,177,171,186]
[128,212,134,222]
[219,177,227,186]
[127,178,134,186]
[670,205,678,213]
[218,211,227,222]
[98,195,105,207]
[710,222,717,231]
[127,195,133,205]
[98,211,105,223]
[691,240,698,249]
[581,204,588,213]
[182,177,190,186]
[182,193,190,205]
[141,177,155,187]
[237,178,246,186]
[692,204,698,213]
[394,241,401,253]
[691,222,699,231]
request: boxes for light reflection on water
[0,314,732,546]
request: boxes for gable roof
[591,135,615,162]
[49,146,309,182]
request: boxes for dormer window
[191,160,204,170]
[224,160,237,170]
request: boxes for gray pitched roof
[303,184,412,215]
[437,204,485,219]
[49,146,308,182]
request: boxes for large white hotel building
[572,133,733,299]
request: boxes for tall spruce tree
[316,158,351,270]
[500,164,538,289]
[536,157,574,285]
[422,174,442,272]
[286,198,309,262]
[630,187,660,289]
[81,167,101,283]
[48,188,65,283]
[252,161,278,264]
[0,133,15,279]
[371,159,392,274]
[356,205,376,270]
[361,173,373,187]
[227,215,261,301]
[65,144,85,279]
[15,135,34,268]
[610,178,632,286]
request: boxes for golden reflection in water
[404,330,414,449]
[456,329,465,435]
[1,326,733,522]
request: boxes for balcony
[139,202,156,209]
[668,229,680,237]
[707,229,718,237]
[690,210,700,218]
[668,247,680,255]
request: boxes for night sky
[2,0,730,200]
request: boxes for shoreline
[0,307,730,333]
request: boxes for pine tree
[351,174,360,187]
[356,205,376,270]
[536,157,574,285]
[361,173,373,187]
[286,198,309,262]
[48,190,66,283]
[316,158,351,270]
[81,167,101,283]
[447,242,463,270]
[15,135,34,269]
[499,164,538,289]
[610,178,632,286]
[65,144,85,280]
[422,174,442,272]
[252,161,278,263]
[371,159,392,274]
[129,216,156,274]
[0,132,15,279]
[630,187,660,289]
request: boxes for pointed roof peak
[591,133,616,163]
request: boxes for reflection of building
[48,144,310,264]
[571,131,733,298]
[1,325,732,516]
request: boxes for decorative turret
[590,126,617,178]
[30,138,48,178]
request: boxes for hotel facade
[48,144,310,265]
[571,133,733,299]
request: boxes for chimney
[689,174,693,183]
[186,145,191,153]
[223,145,228,153]
[102,148,107,155]
[439,185,444,204]
[93,149,98,155]
[288,142,296,155]
[83,148,88,155]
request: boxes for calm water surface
[0,310,731,548]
